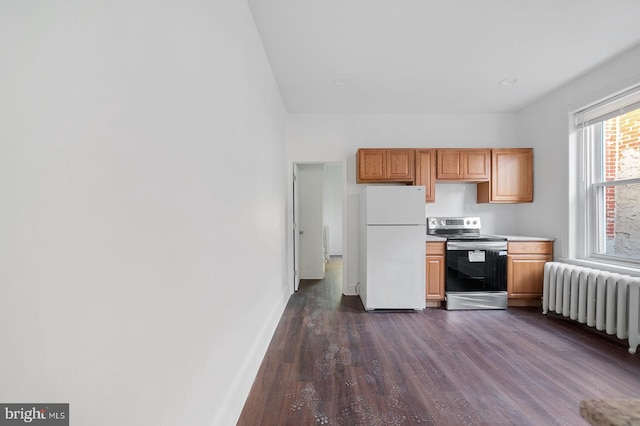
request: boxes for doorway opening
[293,162,346,293]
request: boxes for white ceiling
[247,0,640,113]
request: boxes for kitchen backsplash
[424,183,519,235]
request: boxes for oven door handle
[447,241,508,251]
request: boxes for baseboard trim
[211,286,290,426]
[343,283,357,296]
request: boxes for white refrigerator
[358,186,426,311]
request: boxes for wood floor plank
[238,258,640,425]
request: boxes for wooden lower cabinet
[507,241,553,303]
[426,242,445,304]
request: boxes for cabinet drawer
[426,242,445,255]
[508,241,553,255]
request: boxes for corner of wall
[211,286,291,426]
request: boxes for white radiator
[542,262,640,354]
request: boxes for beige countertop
[425,235,554,242]
[495,235,555,242]
[580,399,640,425]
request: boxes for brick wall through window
[603,108,640,243]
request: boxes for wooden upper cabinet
[356,147,532,204]
[415,149,436,202]
[436,149,490,181]
[465,150,491,180]
[357,149,386,181]
[387,149,415,181]
[478,148,533,203]
[436,150,462,179]
[357,148,415,183]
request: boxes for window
[574,86,640,266]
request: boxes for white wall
[0,1,288,425]
[286,113,519,293]
[516,44,640,260]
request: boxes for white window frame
[571,85,640,270]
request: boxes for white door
[298,164,325,279]
[293,164,301,291]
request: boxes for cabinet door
[386,149,415,181]
[437,149,490,181]
[357,149,386,182]
[436,149,463,179]
[507,241,552,299]
[490,148,533,202]
[426,256,445,300]
[464,150,491,180]
[426,242,445,301]
[507,254,552,298]
[415,149,436,202]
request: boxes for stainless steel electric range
[427,217,508,310]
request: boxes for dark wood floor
[238,258,640,425]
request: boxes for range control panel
[427,216,481,231]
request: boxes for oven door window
[446,249,506,292]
